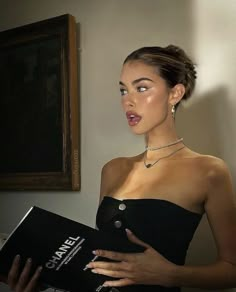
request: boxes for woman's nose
[122,92,136,107]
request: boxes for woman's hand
[7,255,42,292]
[87,229,177,288]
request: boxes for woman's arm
[172,158,236,289]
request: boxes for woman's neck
[145,122,180,149]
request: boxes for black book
[0,206,144,292]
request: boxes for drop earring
[171,104,176,119]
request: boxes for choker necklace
[145,138,183,151]
[144,146,185,168]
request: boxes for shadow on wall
[176,86,233,158]
[177,86,235,292]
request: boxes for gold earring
[171,104,176,119]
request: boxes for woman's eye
[120,88,128,96]
[137,86,147,92]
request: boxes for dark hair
[123,45,197,108]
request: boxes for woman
[4,45,236,291]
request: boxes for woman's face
[119,61,173,135]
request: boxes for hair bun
[165,45,197,80]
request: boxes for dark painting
[0,14,80,190]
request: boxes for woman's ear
[169,84,185,105]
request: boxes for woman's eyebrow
[119,77,154,86]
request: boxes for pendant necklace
[144,146,185,169]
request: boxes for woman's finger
[125,229,150,249]
[25,266,42,292]
[92,267,131,279]
[92,250,130,262]
[88,260,130,271]
[16,258,33,291]
[8,255,21,289]
[103,278,134,287]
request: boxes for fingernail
[27,258,32,263]
[92,250,98,255]
[91,269,97,273]
[103,282,109,287]
[125,228,132,234]
[15,255,20,261]
[37,266,43,273]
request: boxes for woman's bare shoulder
[101,154,141,174]
[100,156,137,199]
[102,156,128,169]
[185,149,231,181]
[101,157,124,175]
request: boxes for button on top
[119,203,126,211]
[114,220,122,228]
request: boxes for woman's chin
[129,127,146,135]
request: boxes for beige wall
[0,1,235,291]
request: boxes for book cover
[0,206,144,292]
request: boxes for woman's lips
[126,111,142,126]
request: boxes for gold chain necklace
[144,146,185,168]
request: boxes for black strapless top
[96,196,203,292]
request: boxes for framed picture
[0,14,80,190]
